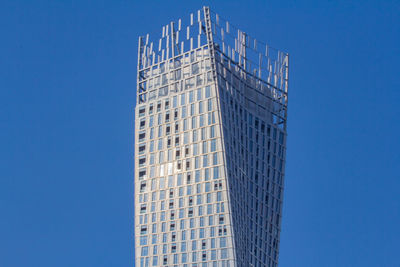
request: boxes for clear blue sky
[1,0,399,266]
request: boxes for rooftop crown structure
[135,6,289,267]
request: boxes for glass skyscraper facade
[135,7,289,267]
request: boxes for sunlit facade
[134,7,289,267]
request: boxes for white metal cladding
[135,6,289,267]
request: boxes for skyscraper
[135,7,289,267]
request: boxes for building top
[138,7,288,89]
[137,6,288,130]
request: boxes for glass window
[184,132,189,144]
[181,242,187,252]
[192,62,199,75]
[190,104,195,116]
[138,156,146,167]
[182,106,187,118]
[206,193,211,203]
[210,139,216,152]
[152,256,158,266]
[159,86,168,97]
[193,143,198,155]
[168,175,174,187]
[185,77,195,90]
[205,86,211,98]
[202,140,207,153]
[175,68,181,80]
[189,90,194,103]
[159,190,165,200]
[140,236,148,245]
[168,149,172,161]
[138,144,146,155]
[212,153,218,165]
[139,119,146,129]
[158,126,163,137]
[138,131,146,142]
[141,246,149,256]
[220,237,226,248]
[158,139,163,150]
[195,170,200,183]
[177,174,182,186]
[199,228,205,238]
[203,155,208,167]
[210,125,215,138]
[139,106,146,117]
[199,115,204,127]
[159,177,165,189]
[204,168,210,180]
[205,59,211,70]
[196,74,203,86]
[159,151,164,163]
[205,182,211,192]
[193,130,198,142]
[180,93,185,106]
[191,116,196,129]
[183,65,190,78]
[211,249,216,260]
[149,116,154,127]
[221,249,227,259]
[191,230,196,240]
[197,88,202,101]
[139,169,146,180]
[207,204,212,214]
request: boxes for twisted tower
[135,7,289,267]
